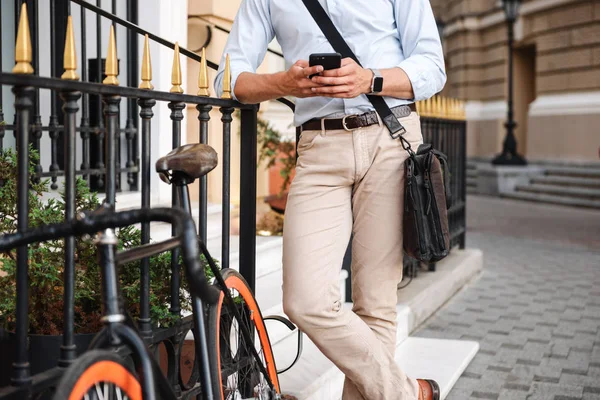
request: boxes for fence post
[239,107,258,292]
[12,84,34,387]
[11,4,34,386]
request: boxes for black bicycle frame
[0,207,218,400]
[169,173,277,398]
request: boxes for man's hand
[279,60,325,98]
[310,58,373,98]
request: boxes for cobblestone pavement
[414,195,600,400]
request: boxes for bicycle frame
[91,228,214,400]
[171,172,281,399]
[0,207,218,400]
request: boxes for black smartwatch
[369,68,383,94]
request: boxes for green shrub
[0,148,217,335]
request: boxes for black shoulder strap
[301,0,406,138]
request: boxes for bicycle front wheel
[208,268,280,400]
[53,349,142,400]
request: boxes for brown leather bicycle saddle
[155,143,218,183]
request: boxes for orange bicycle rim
[68,361,142,400]
[216,274,281,395]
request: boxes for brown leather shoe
[417,379,440,400]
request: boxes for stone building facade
[430,0,600,163]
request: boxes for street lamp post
[492,0,527,166]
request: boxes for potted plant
[254,115,296,236]
[0,148,216,386]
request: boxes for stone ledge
[476,165,545,196]
[398,248,484,333]
[276,248,483,400]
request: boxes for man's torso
[267,0,412,125]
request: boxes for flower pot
[0,328,96,388]
[264,191,289,214]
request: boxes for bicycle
[0,206,218,400]
[9,143,302,400]
[155,143,302,400]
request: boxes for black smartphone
[309,52,342,78]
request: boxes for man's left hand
[310,58,373,98]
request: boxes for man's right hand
[279,60,324,98]
[233,60,325,104]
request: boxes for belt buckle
[342,114,359,132]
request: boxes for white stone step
[516,183,600,200]
[137,209,282,276]
[531,175,600,189]
[545,166,600,179]
[502,190,600,209]
[277,322,478,400]
[396,338,479,400]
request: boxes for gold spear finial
[13,3,33,74]
[103,25,119,85]
[415,100,422,115]
[435,96,442,118]
[170,42,183,93]
[221,54,232,99]
[139,34,154,89]
[197,47,210,97]
[423,97,431,117]
[460,100,467,120]
[453,98,460,120]
[61,16,79,80]
[441,97,448,119]
[450,98,458,119]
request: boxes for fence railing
[0,3,262,399]
[419,96,467,250]
[0,0,142,193]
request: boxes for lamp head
[502,0,521,22]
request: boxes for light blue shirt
[215,0,446,126]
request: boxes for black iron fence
[419,97,467,251]
[0,2,266,398]
[0,0,142,193]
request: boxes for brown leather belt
[301,103,417,132]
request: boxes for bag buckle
[342,114,360,131]
[390,126,407,139]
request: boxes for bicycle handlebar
[0,206,220,306]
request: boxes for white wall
[138,0,188,205]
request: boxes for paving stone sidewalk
[414,195,600,400]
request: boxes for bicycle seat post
[94,228,125,330]
[173,173,194,216]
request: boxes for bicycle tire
[207,268,280,400]
[53,349,142,400]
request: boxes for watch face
[373,76,384,93]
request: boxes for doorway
[513,45,536,156]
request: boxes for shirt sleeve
[394,0,446,101]
[214,0,275,101]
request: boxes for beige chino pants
[282,112,423,400]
